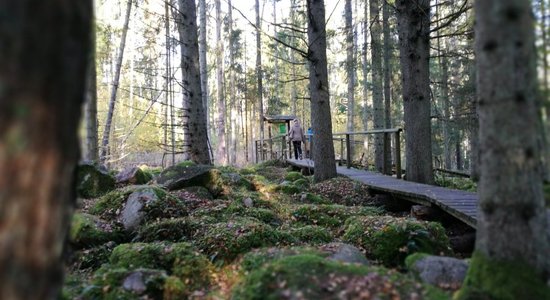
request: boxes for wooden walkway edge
[287,159,478,228]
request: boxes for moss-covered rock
[297,192,331,204]
[115,166,152,185]
[136,217,201,242]
[309,176,374,206]
[89,185,186,226]
[285,171,305,182]
[76,162,115,198]
[81,268,168,299]
[72,242,117,270]
[156,164,224,197]
[456,251,550,300]
[285,225,333,244]
[342,216,451,267]
[69,213,124,248]
[233,254,449,299]
[195,217,294,263]
[240,246,326,272]
[291,204,383,229]
[108,242,212,292]
[279,183,301,195]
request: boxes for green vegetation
[342,216,451,267]
[66,162,461,298]
[76,163,115,198]
[456,251,550,300]
[435,175,477,192]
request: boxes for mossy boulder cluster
[66,160,461,299]
[76,162,115,198]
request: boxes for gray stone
[156,165,223,196]
[116,167,150,185]
[120,188,159,231]
[122,272,146,294]
[243,197,254,208]
[322,242,370,266]
[408,255,468,289]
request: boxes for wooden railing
[255,128,403,178]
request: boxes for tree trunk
[291,0,298,116]
[100,0,132,164]
[382,0,392,174]
[84,22,99,162]
[371,0,384,173]
[345,0,355,159]
[458,0,550,298]
[176,0,211,165]
[362,0,369,131]
[256,0,265,153]
[396,0,434,184]
[215,0,227,165]
[0,1,91,298]
[228,0,237,165]
[199,0,209,130]
[441,55,452,170]
[307,0,337,182]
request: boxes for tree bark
[307,0,337,182]
[198,0,209,129]
[84,22,99,162]
[362,0,369,131]
[256,0,265,153]
[458,0,550,298]
[228,0,237,165]
[176,0,211,165]
[0,1,91,298]
[371,0,384,173]
[382,0,392,174]
[215,0,227,165]
[100,0,132,164]
[396,0,434,184]
[345,0,355,159]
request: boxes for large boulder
[233,254,448,299]
[156,165,224,197]
[69,213,124,249]
[120,188,159,231]
[406,253,469,290]
[342,215,452,267]
[76,162,115,198]
[321,242,370,266]
[116,167,152,185]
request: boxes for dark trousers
[292,141,302,159]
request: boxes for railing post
[339,138,344,166]
[346,134,351,169]
[382,132,391,175]
[395,130,402,179]
[282,136,287,159]
[255,141,258,163]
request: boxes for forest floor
[64,160,476,299]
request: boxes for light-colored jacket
[288,123,305,142]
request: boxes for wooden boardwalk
[287,159,478,228]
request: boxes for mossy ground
[66,160,462,299]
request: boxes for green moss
[435,175,477,192]
[342,216,451,267]
[280,184,301,195]
[405,252,431,270]
[285,225,333,244]
[293,178,310,188]
[309,177,374,206]
[61,273,87,300]
[456,251,550,300]
[240,246,325,272]
[89,185,186,222]
[163,276,187,300]
[76,163,116,198]
[299,193,331,204]
[136,217,201,242]
[285,171,305,182]
[108,242,212,291]
[291,204,383,229]
[195,217,292,263]
[82,268,167,300]
[233,254,449,300]
[225,200,281,225]
[69,213,124,248]
[73,242,117,270]
[176,160,196,167]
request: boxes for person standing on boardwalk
[288,119,306,159]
